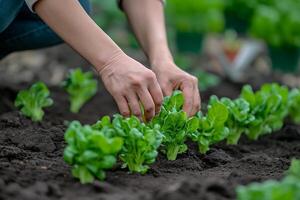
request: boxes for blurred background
[0,0,300,91]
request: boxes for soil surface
[0,80,299,200]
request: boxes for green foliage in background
[90,0,124,29]
[194,70,221,92]
[226,0,300,47]
[250,0,300,48]
[166,0,225,33]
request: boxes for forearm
[34,0,123,71]
[122,0,173,66]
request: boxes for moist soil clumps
[0,81,299,200]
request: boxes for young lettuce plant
[64,121,123,184]
[209,96,255,145]
[63,68,97,113]
[15,82,53,121]
[190,100,229,154]
[93,115,163,174]
[237,159,300,200]
[288,88,300,124]
[150,91,199,160]
[240,83,289,140]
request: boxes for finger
[191,86,201,116]
[114,95,130,117]
[126,93,142,120]
[161,83,173,97]
[137,87,155,121]
[148,81,163,115]
[180,81,194,116]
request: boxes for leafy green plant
[225,0,257,22]
[91,0,124,29]
[209,96,255,144]
[62,82,300,185]
[93,115,163,174]
[237,159,300,200]
[190,100,229,154]
[288,88,300,124]
[150,91,198,160]
[15,82,53,121]
[63,68,97,113]
[250,0,300,48]
[64,121,123,184]
[166,0,225,33]
[250,5,281,46]
[240,83,289,140]
[225,0,300,48]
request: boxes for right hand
[98,52,163,121]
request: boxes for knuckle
[145,71,156,81]
[191,76,198,83]
[131,78,142,87]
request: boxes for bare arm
[34,0,121,70]
[121,0,172,65]
[34,0,163,120]
[122,0,201,115]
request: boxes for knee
[79,0,92,15]
[0,0,24,33]
[0,17,14,33]
[0,16,10,33]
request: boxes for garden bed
[0,80,299,200]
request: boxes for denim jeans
[0,0,91,59]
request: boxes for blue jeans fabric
[0,0,91,59]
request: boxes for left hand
[151,60,201,116]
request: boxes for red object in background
[224,48,239,62]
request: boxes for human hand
[151,60,201,116]
[98,52,163,121]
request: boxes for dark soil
[0,80,299,200]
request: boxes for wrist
[150,56,176,73]
[148,45,174,67]
[93,48,125,74]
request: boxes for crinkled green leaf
[211,96,255,145]
[63,68,97,113]
[93,114,162,174]
[288,88,300,124]
[192,100,229,154]
[240,83,289,140]
[15,82,53,121]
[150,90,198,160]
[64,121,122,183]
